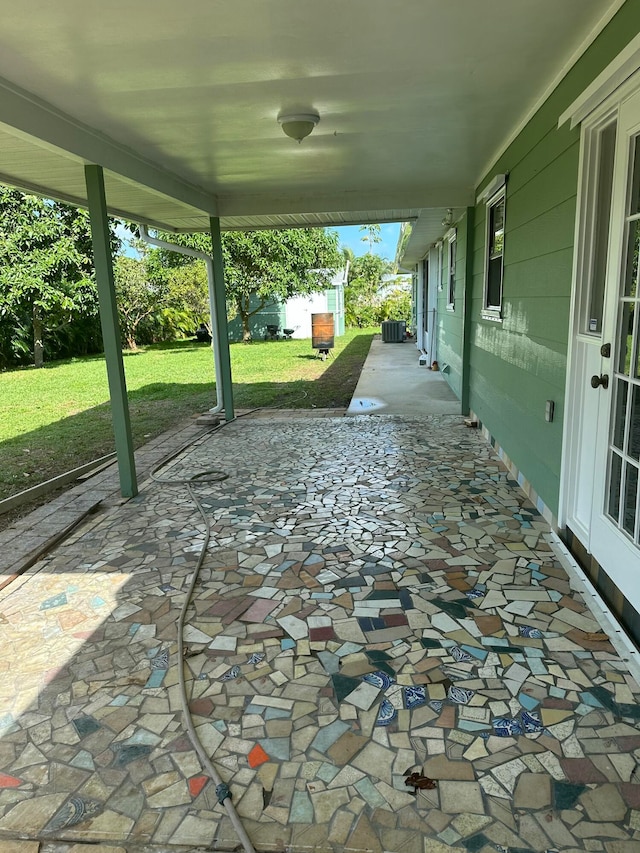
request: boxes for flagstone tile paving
[1,414,640,852]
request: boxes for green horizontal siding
[466,0,640,515]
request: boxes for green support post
[84,164,138,497]
[209,216,235,421]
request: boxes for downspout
[138,224,224,414]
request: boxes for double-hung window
[483,187,506,318]
[446,230,457,310]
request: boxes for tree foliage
[345,253,391,327]
[149,227,342,341]
[0,189,101,368]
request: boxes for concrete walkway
[347,337,460,417]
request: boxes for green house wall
[437,215,469,400]
[435,0,640,516]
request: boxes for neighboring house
[227,268,347,342]
[398,8,640,643]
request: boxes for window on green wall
[483,187,506,319]
[446,230,456,310]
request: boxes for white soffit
[0,0,621,231]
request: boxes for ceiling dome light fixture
[277,112,320,143]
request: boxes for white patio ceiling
[0,0,620,236]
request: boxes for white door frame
[561,68,640,614]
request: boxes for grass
[0,328,375,505]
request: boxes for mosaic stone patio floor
[1,414,640,853]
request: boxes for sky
[333,223,401,261]
[118,221,403,261]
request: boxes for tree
[359,223,382,254]
[147,227,342,342]
[114,255,171,349]
[0,188,116,368]
[344,253,391,327]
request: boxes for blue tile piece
[335,642,364,657]
[317,651,340,674]
[109,695,129,706]
[548,590,563,601]
[462,645,488,661]
[90,596,106,608]
[521,710,543,733]
[128,623,141,636]
[403,685,427,710]
[524,647,544,658]
[310,720,350,752]
[45,797,103,831]
[458,720,491,732]
[317,763,340,783]
[519,625,544,639]
[451,646,473,663]
[40,593,68,611]
[220,665,240,681]
[493,717,523,737]
[258,737,291,761]
[144,669,167,688]
[264,707,291,720]
[376,699,398,726]
[281,638,296,651]
[70,750,95,770]
[447,686,475,705]
[363,670,395,690]
[465,588,485,600]
[290,790,314,823]
[549,686,567,699]
[518,692,540,711]
[355,777,387,807]
[580,691,605,708]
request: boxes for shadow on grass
[0,334,374,503]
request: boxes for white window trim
[482,187,506,322]
[445,228,456,311]
[436,240,443,292]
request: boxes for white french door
[586,87,640,612]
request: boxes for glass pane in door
[606,132,640,544]
[586,122,616,334]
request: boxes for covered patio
[2,2,640,852]
[2,399,640,851]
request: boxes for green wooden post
[84,164,138,497]
[209,216,235,421]
[461,206,475,416]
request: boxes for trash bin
[381,320,406,342]
[312,313,334,360]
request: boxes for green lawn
[0,329,374,504]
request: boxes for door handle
[591,374,609,389]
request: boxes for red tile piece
[248,743,269,768]
[189,775,208,797]
[0,774,22,788]
[309,627,335,641]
